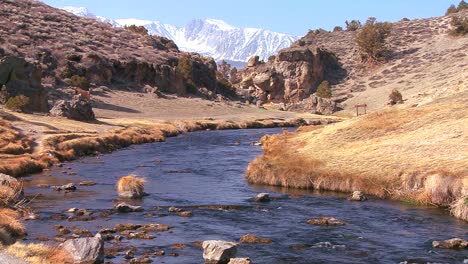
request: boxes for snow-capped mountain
[61,7,297,65]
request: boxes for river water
[23,128,467,263]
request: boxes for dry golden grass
[247,92,468,220]
[0,208,26,246]
[0,118,33,155]
[117,175,146,197]
[451,196,468,221]
[4,242,73,264]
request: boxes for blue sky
[42,0,460,36]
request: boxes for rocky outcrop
[235,47,342,107]
[247,56,260,67]
[202,240,238,264]
[62,233,105,264]
[286,95,338,115]
[0,56,48,112]
[49,95,95,121]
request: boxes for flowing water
[23,128,467,263]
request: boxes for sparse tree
[316,80,332,98]
[345,20,362,31]
[355,17,392,63]
[446,4,458,15]
[388,89,403,104]
[457,0,468,11]
[218,60,231,80]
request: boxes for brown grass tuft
[117,175,145,197]
[450,196,468,222]
[0,208,26,246]
[4,243,73,264]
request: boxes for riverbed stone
[432,238,468,249]
[239,234,272,244]
[254,193,270,202]
[115,203,144,213]
[0,252,30,264]
[52,183,77,192]
[347,191,367,201]
[307,217,346,226]
[202,240,238,264]
[228,258,252,264]
[61,233,104,264]
[177,210,193,217]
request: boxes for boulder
[247,56,260,67]
[287,95,338,115]
[0,252,30,264]
[202,240,238,264]
[432,238,468,249]
[115,203,144,213]
[254,193,270,203]
[348,191,367,201]
[0,173,24,203]
[277,47,314,62]
[0,56,48,112]
[50,95,95,121]
[62,233,104,264]
[228,258,252,264]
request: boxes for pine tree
[316,81,332,98]
[355,17,392,63]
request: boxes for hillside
[61,6,297,65]
[234,11,468,115]
[0,0,218,102]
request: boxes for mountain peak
[205,19,235,30]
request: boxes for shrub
[5,95,30,112]
[333,26,343,32]
[449,16,468,36]
[446,1,468,15]
[177,54,192,81]
[356,17,392,63]
[268,55,276,62]
[69,75,90,90]
[345,20,362,31]
[316,80,332,98]
[446,4,458,15]
[124,24,148,36]
[388,89,403,104]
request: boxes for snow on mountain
[60,7,297,64]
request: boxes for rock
[130,257,153,263]
[79,181,96,186]
[139,223,171,232]
[348,191,367,201]
[50,95,95,121]
[228,258,252,264]
[0,173,23,202]
[61,233,105,264]
[115,203,144,213]
[124,250,135,259]
[307,217,346,226]
[286,95,338,115]
[0,56,48,112]
[176,211,193,217]
[202,240,238,264]
[52,183,76,192]
[254,193,271,203]
[114,223,141,231]
[168,206,182,212]
[36,183,50,188]
[239,234,271,244]
[67,208,79,213]
[247,56,260,67]
[0,252,30,264]
[432,238,468,249]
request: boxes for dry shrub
[450,196,468,221]
[117,175,145,196]
[0,208,26,246]
[4,243,73,264]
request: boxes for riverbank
[246,91,468,221]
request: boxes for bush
[449,16,468,36]
[124,25,148,36]
[333,26,343,32]
[356,17,392,63]
[5,95,30,112]
[316,80,332,98]
[177,54,192,81]
[388,89,403,104]
[69,75,90,90]
[446,4,458,15]
[446,1,468,15]
[345,20,362,31]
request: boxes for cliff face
[0,0,219,110]
[234,47,343,105]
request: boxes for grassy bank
[246,92,468,221]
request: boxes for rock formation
[0,56,48,112]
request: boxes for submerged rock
[202,240,238,264]
[228,258,252,264]
[432,238,468,249]
[239,234,272,244]
[306,217,346,226]
[254,193,271,203]
[52,183,76,192]
[177,211,193,217]
[61,233,104,264]
[347,191,367,201]
[115,203,144,213]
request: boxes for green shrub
[388,89,403,104]
[345,20,362,31]
[356,17,392,63]
[449,16,468,36]
[124,25,148,36]
[316,80,332,98]
[177,54,193,81]
[69,75,90,90]
[5,95,30,112]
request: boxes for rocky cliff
[0,0,220,111]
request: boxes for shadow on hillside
[91,101,141,114]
